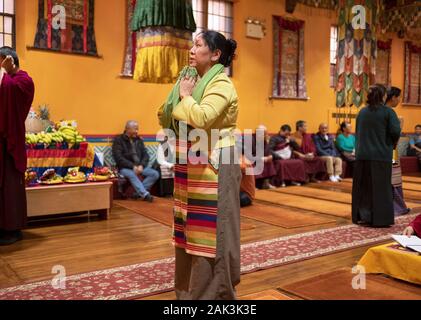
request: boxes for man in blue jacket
[313,123,343,182]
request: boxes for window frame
[0,0,16,49]
[329,24,338,89]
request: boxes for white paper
[392,235,421,247]
[407,246,421,254]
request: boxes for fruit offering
[64,167,87,184]
[88,167,112,182]
[58,126,85,144]
[39,169,63,185]
[25,128,86,146]
[25,170,38,187]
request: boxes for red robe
[410,215,421,237]
[0,70,35,230]
[292,133,326,176]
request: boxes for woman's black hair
[366,85,386,109]
[340,121,348,133]
[386,86,402,103]
[199,31,237,68]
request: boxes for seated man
[112,121,159,202]
[269,125,306,187]
[252,125,276,189]
[403,215,421,237]
[409,124,421,167]
[291,121,325,183]
[313,123,343,183]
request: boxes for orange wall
[15,0,420,135]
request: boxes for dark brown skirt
[175,146,242,300]
[352,160,394,227]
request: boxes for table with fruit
[25,119,103,178]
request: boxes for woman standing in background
[352,85,401,227]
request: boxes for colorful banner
[335,0,378,108]
[33,0,98,56]
[27,142,96,176]
[272,16,307,99]
[375,39,392,86]
[403,41,421,105]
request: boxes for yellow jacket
[172,72,239,150]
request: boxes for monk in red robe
[291,120,326,183]
[403,215,421,237]
[0,47,35,245]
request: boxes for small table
[358,243,421,285]
[26,182,113,219]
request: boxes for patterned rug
[0,214,416,300]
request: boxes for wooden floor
[1,175,420,299]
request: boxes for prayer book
[407,246,421,254]
[392,235,421,248]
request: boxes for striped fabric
[392,163,403,187]
[133,26,193,83]
[173,140,219,258]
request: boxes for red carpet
[0,214,416,300]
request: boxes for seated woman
[386,87,410,216]
[409,124,421,168]
[403,215,421,237]
[269,125,306,187]
[336,121,356,169]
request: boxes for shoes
[329,176,338,183]
[132,193,142,200]
[335,175,343,182]
[291,181,302,186]
[144,194,154,203]
[0,231,23,246]
[310,177,321,184]
[268,184,277,189]
[281,182,286,188]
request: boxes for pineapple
[38,105,53,131]
[39,105,50,120]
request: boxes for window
[330,25,338,88]
[192,0,234,74]
[0,0,15,48]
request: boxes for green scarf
[160,63,225,134]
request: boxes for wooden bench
[26,182,113,219]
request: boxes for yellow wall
[15,0,420,135]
